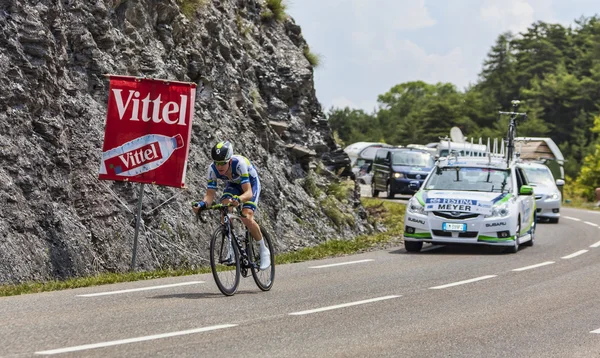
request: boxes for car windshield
[392,151,434,167]
[425,167,511,193]
[523,166,554,186]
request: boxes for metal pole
[131,183,145,271]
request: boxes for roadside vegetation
[303,46,321,67]
[176,0,208,17]
[261,0,287,22]
[0,199,405,297]
[326,16,600,201]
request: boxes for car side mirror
[408,181,420,191]
[519,185,534,196]
[555,179,565,186]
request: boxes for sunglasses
[214,160,228,166]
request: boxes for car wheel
[405,241,423,252]
[506,218,520,253]
[371,182,379,197]
[386,183,395,199]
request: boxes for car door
[515,167,535,232]
[373,149,388,191]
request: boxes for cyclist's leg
[220,185,242,264]
[239,177,262,241]
[239,178,270,269]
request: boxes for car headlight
[550,192,560,200]
[485,203,510,218]
[407,197,425,215]
[393,172,404,178]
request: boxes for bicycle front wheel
[249,226,275,291]
[209,226,240,296]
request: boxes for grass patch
[302,172,323,198]
[321,196,354,228]
[176,0,208,18]
[249,87,261,109]
[236,13,253,37]
[303,46,321,67]
[0,199,405,297]
[261,0,287,22]
[276,199,404,263]
[326,180,353,202]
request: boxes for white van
[344,142,395,169]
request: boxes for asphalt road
[2,207,600,357]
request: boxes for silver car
[518,162,564,223]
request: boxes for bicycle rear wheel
[249,226,275,291]
[209,226,240,296]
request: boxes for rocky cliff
[0,0,373,283]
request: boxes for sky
[286,0,599,113]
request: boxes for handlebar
[498,111,527,117]
[193,202,246,222]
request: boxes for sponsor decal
[425,196,492,215]
[485,222,507,227]
[408,217,426,225]
[98,76,196,187]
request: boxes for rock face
[0,0,373,283]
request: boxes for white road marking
[35,324,237,355]
[76,281,204,297]
[584,221,598,227]
[590,328,600,333]
[512,261,555,271]
[586,211,600,215]
[309,259,374,269]
[429,275,497,290]
[563,216,581,221]
[590,241,600,248]
[562,250,588,259]
[289,295,400,316]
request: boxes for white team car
[517,161,563,223]
[403,155,536,253]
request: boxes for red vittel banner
[99,75,196,188]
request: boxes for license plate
[443,223,467,232]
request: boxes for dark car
[371,148,434,198]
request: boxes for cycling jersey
[207,155,261,211]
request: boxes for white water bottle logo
[99,134,184,177]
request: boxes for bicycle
[498,100,527,164]
[196,203,275,296]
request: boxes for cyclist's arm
[235,159,253,203]
[239,183,253,203]
[204,188,216,206]
[204,166,219,206]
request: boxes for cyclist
[192,141,271,270]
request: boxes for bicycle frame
[214,206,258,272]
[498,102,527,166]
[196,202,275,295]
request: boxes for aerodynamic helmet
[211,141,233,162]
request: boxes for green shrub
[177,0,207,18]
[303,46,321,67]
[261,0,287,22]
[302,172,322,198]
[326,180,353,202]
